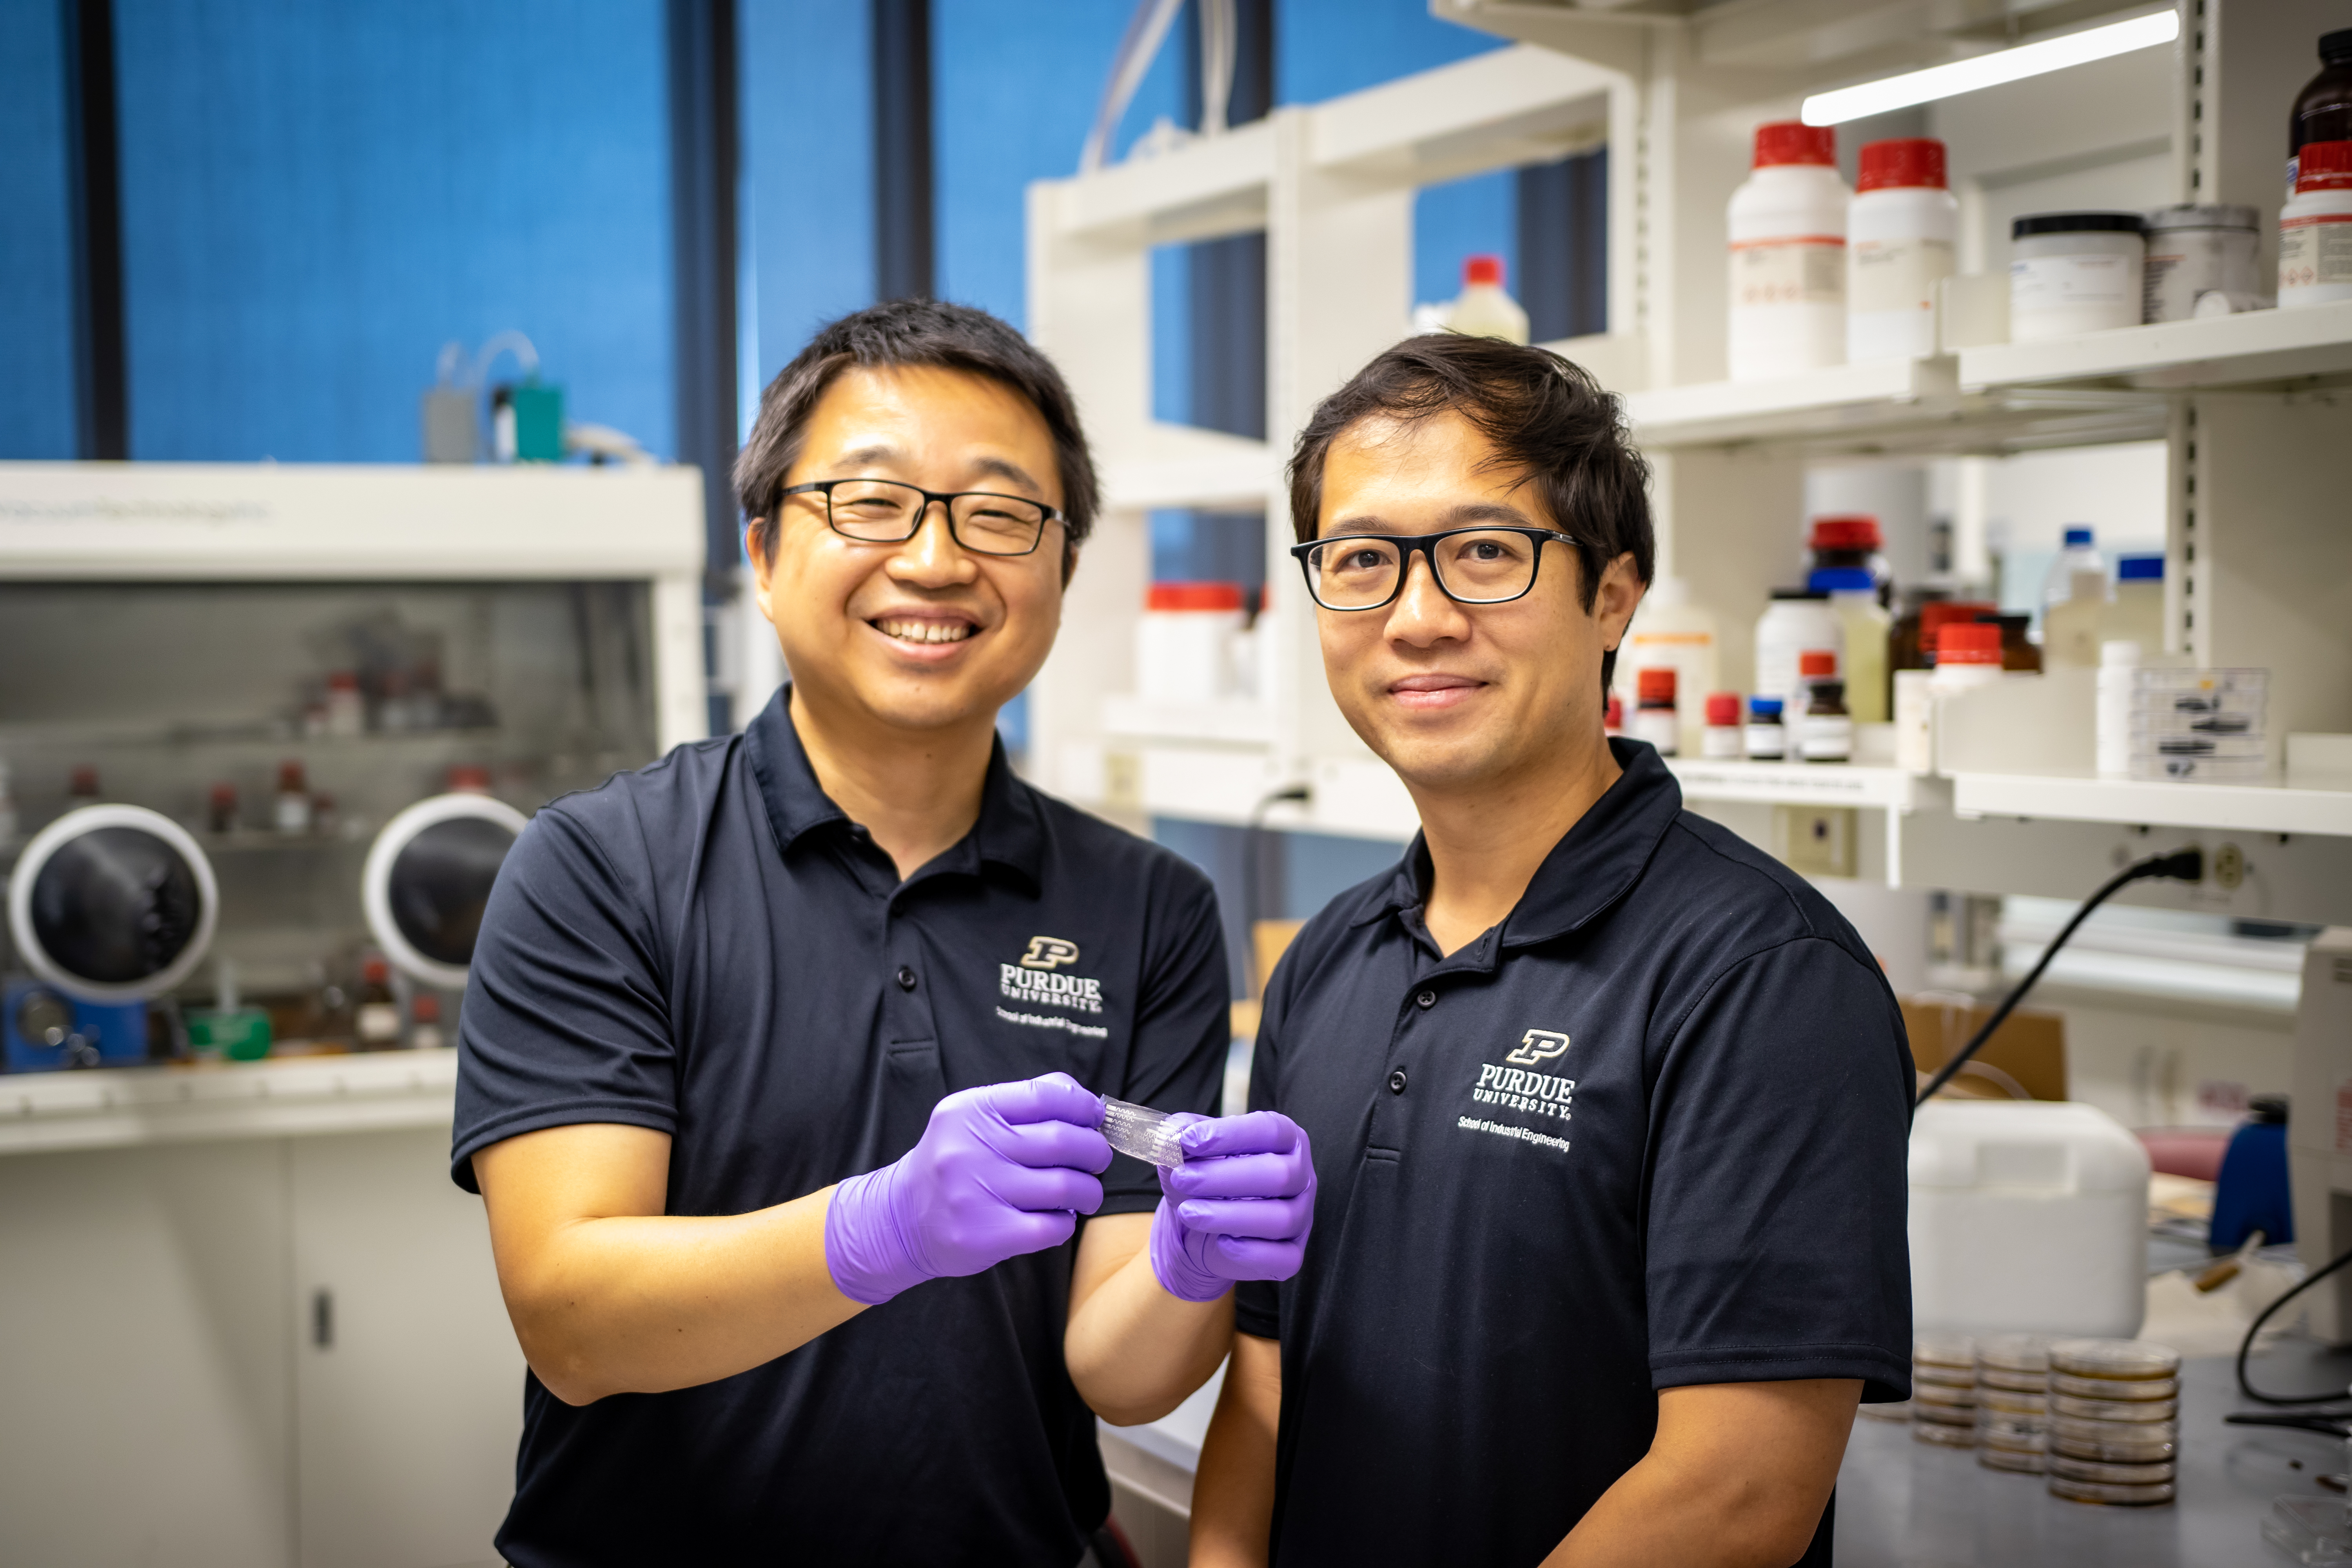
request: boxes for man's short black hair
[734,299,1100,573]
[1285,334,1655,692]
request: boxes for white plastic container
[1848,138,1956,362]
[1728,122,1848,381]
[2041,526,2106,670]
[1813,568,1890,724]
[1754,590,1841,715]
[2141,204,2261,323]
[2096,640,2140,779]
[1911,1100,2151,1338]
[1447,253,1531,344]
[2009,214,2147,340]
[2281,140,2352,309]
[1136,582,1245,702]
[2102,554,2164,652]
[1618,577,1719,755]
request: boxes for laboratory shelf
[1949,771,2352,838]
[1621,359,1965,448]
[1102,695,1279,747]
[1053,119,1274,246]
[1958,298,2352,394]
[1097,423,1277,512]
[0,1048,458,1157]
[1668,758,1922,813]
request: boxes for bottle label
[1851,236,1953,314]
[2281,212,2352,290]
[1732,237,1846,307]
[358,1003,401,1044]
[2010,253,2134,308]
[1744,725,1786,760]
[1801,715,1855,760]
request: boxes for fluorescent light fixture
[1800,9,2180,126]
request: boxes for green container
[187,1008,272,1062]
[511,382,565,462]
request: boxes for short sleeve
[1643,936,1913,1402]
[1093,865,1231,1216]
[450,806,681,1192]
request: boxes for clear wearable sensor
[1098,1096,1187,1168]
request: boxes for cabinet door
[290,1127,523,1568]
[0,1140,295,1568]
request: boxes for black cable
[1913,847,2203,1109]
[1241,784,1310,997]
[2237,1240,2352,1406]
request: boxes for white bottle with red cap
[1728,121,1849,381]
[1848,138,1956,362]
[1447,254,1531,345]
[2281,139,2352,308]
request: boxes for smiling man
[451,301,1312,1566]
[1189,336,1913,1568]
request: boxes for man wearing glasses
[452,300,1314,1566]
[1190,336,1912,1568]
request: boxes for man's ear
[1595,553,1644,651]
[1060,542,1081,588]
[745,521,778,626]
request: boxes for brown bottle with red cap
[1631,668,1680,756]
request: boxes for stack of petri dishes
[1974,1334,2052,1472]
[1912,1333,1978,1447]
[2045,1338,2181,1506]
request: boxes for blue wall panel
[0,0,77,459]
[933,1,1185,332]
[740,0,872,388]
[1413,169,1516,316]
[113,0,672,463]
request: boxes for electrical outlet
[1772,805,1857,878]
[2212,841,2245,890]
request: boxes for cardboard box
[1901,995,2068,1102]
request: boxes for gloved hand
[1148,1111,1316,1303]
[825,1073,1113,1306]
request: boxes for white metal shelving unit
[1026,0,2352,925]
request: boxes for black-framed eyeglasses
[1289,526,1585,612]
[780,478,1064,557]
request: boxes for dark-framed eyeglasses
[779,478,1063,557]
[1288,526,1586,612]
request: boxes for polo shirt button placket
[895,965,917,992]
[1415,989,1436,1009]
[1388,1069,1408,1095]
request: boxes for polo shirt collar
[1346,739,1682,951]
[743,686,1046,889]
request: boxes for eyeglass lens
[1305,531,1542,608]
[824,479,1046,555]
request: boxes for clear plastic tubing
[2009,212,2146,340]
[2281,140,2352,309]
[1099,1096,1187,1168]
[1848,138,1956,363]
[1728,121,1848,381]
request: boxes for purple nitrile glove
[1148,1111,1316,1303]
[824,1072,1113,1306]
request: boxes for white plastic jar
[1753,590,1842,714]
[2281,139,2352,308]
[1136,581,1244,701]
[2009,213,2147,339]
[1728,122,1848,381]
[2141,204,2261,322]
[1848,138,1956,362]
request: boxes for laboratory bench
[1102,1344,2352,1568]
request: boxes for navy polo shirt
[451,689,1229,1567]
[1234,741,1913,1568]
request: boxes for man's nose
[1383,551,1469,646]
[888,501,978,586]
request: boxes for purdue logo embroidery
[1505,1028,1571,1066]
[1020,936,1081,970]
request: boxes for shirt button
[1415,989,1436,1009]
[1388,1069,1408,1095]
[895,966,917,991]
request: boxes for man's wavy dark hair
[735,299,1100,577]
[1285,334,1655,691]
